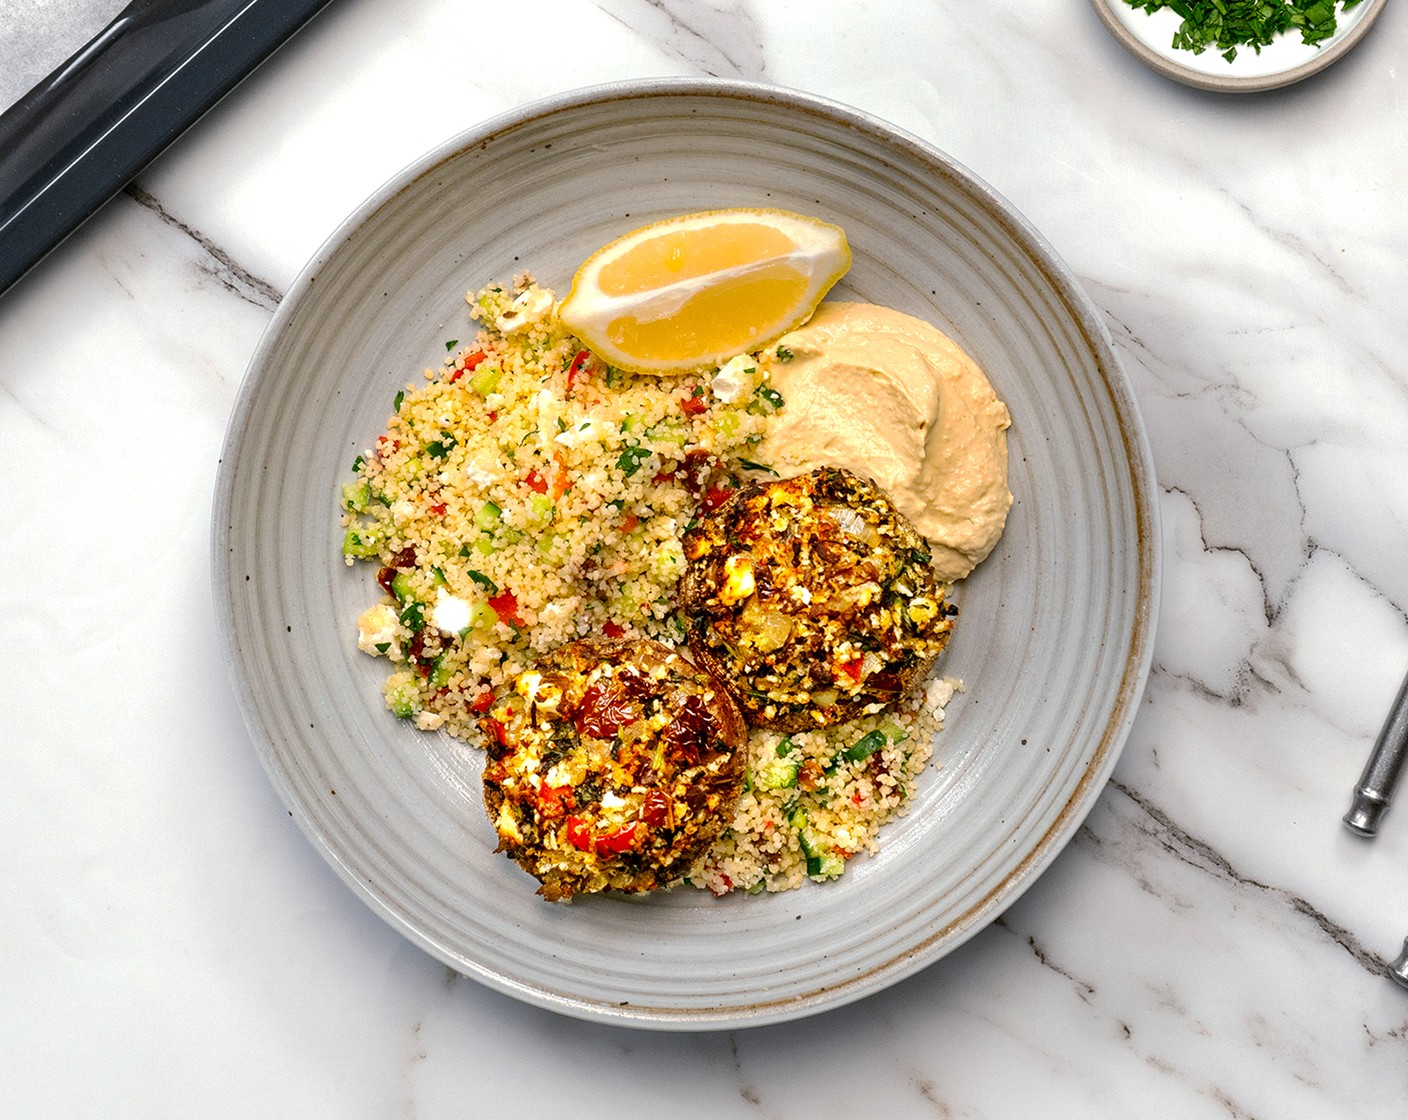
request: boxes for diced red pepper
[484,717,508,747]
[550,449,571,499]
[525,468,549,494]
[680,391,709,417]
[565,815,594,852]
[565,349,593,393]
[487,410,498,422]
[487,589,521,626]
[537,783,574,820]
[448,351,486,382]
[701,484,735,511]
[594,821,638,854]
[619,513,640,533]
[602,620,625,639]
[470,691,495,714]
[429,502,447,517]
[838,656,864,686]
[640,789,671,827]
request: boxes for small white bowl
[1091,0,1386,92]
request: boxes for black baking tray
[0,0,336,301]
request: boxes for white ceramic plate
[213,79,1160,1029]
[1091,0,1385,92]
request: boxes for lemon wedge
[557,208,851,374]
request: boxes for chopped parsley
[617,446,653,476]
[775,345,794,362]
[398,601,425,632]
[738,458,778,475]
[756,386,785,410]
[444,338,459,351]
[1122,0,1362,62]
[393,390,405,412]
[466,569,498,594]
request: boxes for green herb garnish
[617,446,652,477]
[756,386,784,410]
[466,569,498,594]
[393,390,405,412]
[445,339,459,351]
[842,729,887,763]
[1123,0,1362,62]
[738,458,778,475]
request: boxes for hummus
[754,302,1012,581]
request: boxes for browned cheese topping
[480,638,746,900]
[678,466,956,732]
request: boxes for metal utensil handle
[0,0,335,301]
[1343,667,1408,836]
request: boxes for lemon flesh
[559,208,851,374]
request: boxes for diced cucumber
[474,500,502,531]
[469,365,501,396]
[754,755,799,789]
[645,416,687,445]
[467,601,499,632]
[842,729,887,763]
[755,758,799,790]
[384,674,420,718]
[427,655,454,689]
[878,719,909,744]
[711,411,742,440]
[342,480,372,512]
[791,807,845,878]
[390,570,416,603]
[341,526,382,558]
[528,494,555,524]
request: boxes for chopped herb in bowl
[1123,0,1364,62]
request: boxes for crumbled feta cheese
[554,419,599,449]
[390,499,417,523]
[925,676,961,711]
[464,453,499,487]
[600,791,628,810]
[538,597,580,627]
[532,388,561,445]
[544,763,570,787]
[496,286,554,334]
[712,355,759,403]
[414,710,446,731]
[430,588,471,636]
[356,604,400,657]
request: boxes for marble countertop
[4,1,1406,1115]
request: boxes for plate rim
[211,76,1163,1029]
[1089,0,1385,93]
